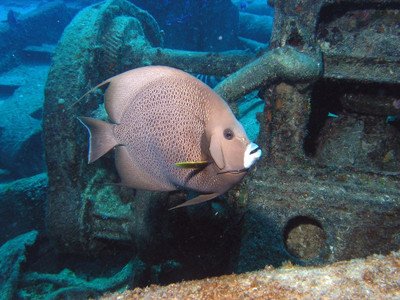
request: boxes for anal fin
[169,192,220,210]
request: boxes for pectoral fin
[169,192,220,210]
[174,161,210,169]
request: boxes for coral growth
[101,251,400,299]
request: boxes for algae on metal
[0,231,38,300]
[214,46,322,103]
[18,258,142,299]
[0,174,47,246]
[43,0,164,253]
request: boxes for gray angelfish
[78,66,261,209]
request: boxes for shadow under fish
[77,66,261,209]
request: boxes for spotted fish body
[79,66,261,208]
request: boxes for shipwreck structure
[43,0,400,280]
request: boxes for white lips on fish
[244,143,262,169]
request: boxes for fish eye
[223,128,234,140]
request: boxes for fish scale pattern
[114,76,221,192]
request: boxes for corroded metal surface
[101,251,400,299]
[43,0,160,252]
[240,0,400,269]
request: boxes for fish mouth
[217,168,248,175]
[244,142,262,168]
[249,146,261,155]
[216,143,262,175]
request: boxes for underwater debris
[6,10,19,28]
[133,0,238,51]
[101,251,400,299]
[165,14,192,25]
[19,259,137,299]
[0,231,38,300]
[0,65,48,180]
[0,1,72,73]
[0,173,47,246]
[239,12,273,43]
[214,46,322,102]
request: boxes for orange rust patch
[266,110,273,122]
[276,98,283,110]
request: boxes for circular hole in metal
[283,216,326,260]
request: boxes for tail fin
[78,117,118,163]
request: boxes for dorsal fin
[70,66,200,123]
[68,77,114,109]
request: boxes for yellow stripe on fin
[174,161,210,169]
